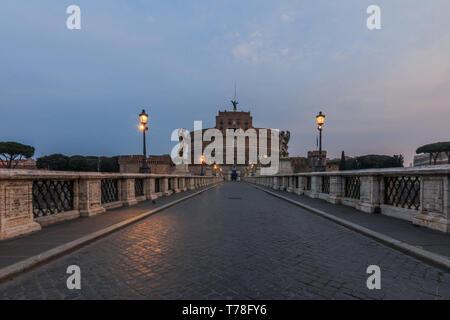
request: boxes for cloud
[231,31,264,62]
[302,33,450,164]
[329,51,346,61]
[232,43,252,57]
[231,43,260,63]
[230,30,300,66]
[280,14,292,22]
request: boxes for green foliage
[68,155,92,172]
[416,142,450,154]
[36,154,70,170]
[36,154,119,172]
[345,154,403,170]
[99,156,120,172]
[0,141,35,168]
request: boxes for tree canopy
[416,142,450,154]
[416,141,450,164]
[344,154,403,170]
[36,154,119,172]
[36,154,70,171]
[0,141,35,168]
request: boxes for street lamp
[139,109,150,173]
[249,162,255,176]
[200,155,205,176]
[315,111,326,172]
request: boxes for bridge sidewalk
[251,184,450,260]
[0,185,214,274]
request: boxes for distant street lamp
[250,162,255,176]
[139,109,150,173]
[200,155,205,176]
[315,111,326,172]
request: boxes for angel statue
[231,100,239,111]
[279,130,291,158]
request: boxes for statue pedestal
[278,158,293,174]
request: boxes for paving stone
[0,182,449,299]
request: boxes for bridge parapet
[0,169,223,240]
[245,165,450,233]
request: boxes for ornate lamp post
[139,109,150,173]
[250,162,255,176]
[315,111,326,172]
[200,155,205,176]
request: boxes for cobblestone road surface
[0,182,449,299]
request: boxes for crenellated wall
[0,169,222,240]
[244,165,450,233]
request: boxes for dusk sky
[1,1,449,165]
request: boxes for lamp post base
[140,156,151,173]
[139,167,151,173]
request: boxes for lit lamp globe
[139,109,149,125]
[316,111,325,130]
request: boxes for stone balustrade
[244,165,450,233]
[0,169,222,240]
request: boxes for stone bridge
[0,167,449,299]
[245,166,450,233]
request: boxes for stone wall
[0,169,222,240]
[245,165,450,233]
[118,155,174,174]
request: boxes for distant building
[188,102,277,180]
[0,159,37,169]
[290,151,337,173]
[413,153,449,167]
[118,155,174,174]
[306,151,328,168]
[290,157,310,172]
